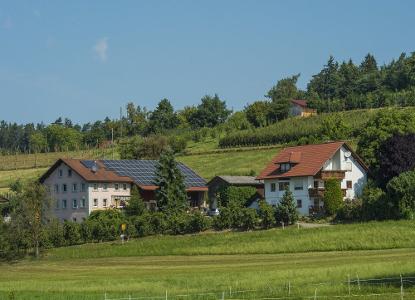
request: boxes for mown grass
[177,148,279,180]
[1,222,415,299]
[0,167,48,189]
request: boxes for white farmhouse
[256,141,368,215]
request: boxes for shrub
[46,219,65,247]
[216,186,257,208]
[335,199,362,221]
[212,207,232,230]
[187,212,211,233]
[63,222,81,246]
[238,208,259,230]
[361,184,388,220]
[275,188,299,225]
[386,170,415,219]
[323,179,343,216]
[258,200,275,228]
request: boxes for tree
[323,179,343,216]
[307,56,340,100]
[245,101,271,127]
[275,187,298,224]
[267,74,300,122]
[377,133,415,187]
[386,170,415,219]
[357,109,415,172]
[155,150,188,213]
[188,94,231,128]
[125,185,146,217]
[9,181,50,257]
[147,99,179,134]
[126,102,148,135]
[258,200,275,228]
[29,132,47,153]
[320,115,350,141]
[357,53,381,94]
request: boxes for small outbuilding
[207,176,264,209]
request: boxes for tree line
[2,51,415,154]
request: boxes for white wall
[264,176,312,215]
[44,161,132,223]
[44,162,89,222]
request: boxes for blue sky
[1,0,415,124]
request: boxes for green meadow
[1,221,414,299]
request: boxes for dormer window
[280,163,291,172]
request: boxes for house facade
[256,142,367,215]
[40,159,208,222]
[289,99,317,117]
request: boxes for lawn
[177,148,279,180]
[0,167,48,190]
[1,221,415,299]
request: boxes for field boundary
[103,275,415,300]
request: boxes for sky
[1,0,415,124]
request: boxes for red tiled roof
[256,141,367,180]
[291,99,308,108]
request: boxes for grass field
[1,221,415,299]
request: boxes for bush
[335,199,362,221]
[238,208,258,230]
[212,207,232,230]
[187,212,211,233]
[216,186,257,208]
[63,222,81,246]
[258,200,275,228]
[46,219,65,247]
[323,179,343,216]
[361,185,388,220]
[386,170,415,219]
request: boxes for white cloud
[93,37,109,62]
[3,16,12,29]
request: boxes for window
[279,182,290,191]
[56,200,59,209]
[93,183,98,191]
[103,183,108,191]
[59,169,63,177]
[54,184,59,193]
[297,199,302,208]
[72,217,77,222]
[123,183,127,190]
[270,183,276,192]
[81,183,86,192]
[68,169,72,177]
[62,184,67,193]
[294,180,303,190]
[346,180,352,189]
[93,198,98,207]
[72,199,77,209]
[314,180,319,189]
[115,183,119,190]
[80,197,86,208]
[280,163,291,172]
[62,199,67,209]
[103,198,107,207]
[72,183,77,192]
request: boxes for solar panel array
[80,160,206,188]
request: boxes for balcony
[317,170,346,180]
[309,188,347,198]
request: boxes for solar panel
[101,159,206,188]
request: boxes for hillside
[0,106,413,191]
[1,221,414,299]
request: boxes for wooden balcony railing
[317,170,346,180]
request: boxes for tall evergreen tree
[155,150,188,213]
[275,187,299,224]
[307,56,340,101]
[125,185,147,216]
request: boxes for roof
[290,99,308,108]
[40,159,207,191]
[256,141,368,180]
[208,176,263,186]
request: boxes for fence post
[104,292,107,300]
[165,289,168,300]
[314,288,317,300]
[229,286,232,297]
[401,274,404,300]
[348,274,351,296]
[356,273,360,291]
[222,291,225,300]
[288,281,291,296]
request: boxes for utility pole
[111,128,114,160]
[119,107,123,138]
